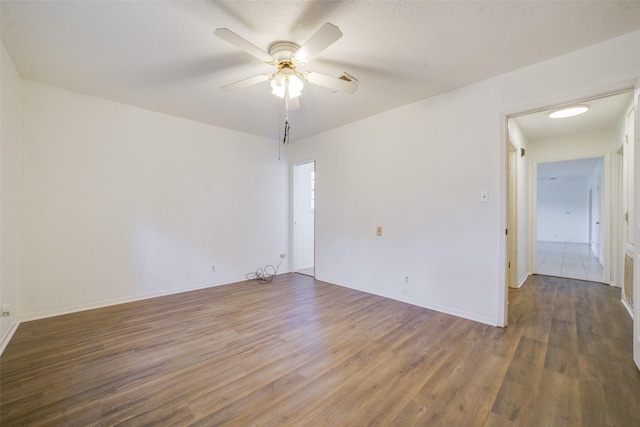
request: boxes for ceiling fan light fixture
[548,104,589,119]
[271,73,303,99]
[215,23,357,101]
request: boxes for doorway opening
[507,90,632,286]
[293,161,315,277]
[504,83,640,368]
[536,157,605,282]
[505,89,634,329]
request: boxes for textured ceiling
[2,1,640,140]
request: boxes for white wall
[537,176,589,242]
[289,30,640,326]
[1,43,22,350]
[7,29,640,330]
[508,119,530,285]
[529,130,618,161]
[20,82,289,320]
[292,86,502,325]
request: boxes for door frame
[507,142,518,288]
[292,160,316,276]
[632,78,640,370]
[530,154,610,280]
[499,83,637,327]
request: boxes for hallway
[537,241,604,282]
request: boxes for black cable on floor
[246,259,284,284]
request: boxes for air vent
[326,72,358,94]
[338,72,358,83]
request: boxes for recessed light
[548,105,589,119]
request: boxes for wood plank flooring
[2,273,640,426]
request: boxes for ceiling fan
[214,23,358,107]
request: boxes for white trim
[530,153,612,283]
[499,81,639,328]
[508,144,519,289]
[514,272,530,289]
[2,272,292,355]
[292,160,316,273]
[0,319,20,357]
[632,77,640,370]
[318,275,499,327]
[622,297,634,319]
[18,275,261,323]
[289,157,317,278]
[498,112,509,327]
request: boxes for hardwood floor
[2,273,640,426]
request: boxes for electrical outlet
[376,226,382,236]
[1,303,10,317]
[404,275,410,286]
[211,265,216,273]
[280,254,286,259]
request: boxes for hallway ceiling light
[548,104,589,119]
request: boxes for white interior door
[633,78,640,370]
[589,189,594,250]
[293,161,316,276]
[591,176,602,260]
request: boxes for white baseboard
[3,272,296,356]
[510,272,530,289]
[19,275,249,323]
[0,319,20,357]
[621,298,634,319]
[316,275,498,327]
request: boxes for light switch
[480,191,489,203]
[376,226,382,236]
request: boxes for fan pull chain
[283,77,291,145]
[282,117,290,145]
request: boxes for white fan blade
[222,74,271,92]
[214,28,274,64]
[294,23,342,65]
[305,72,358,94]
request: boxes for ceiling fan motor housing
[269,42,300,64]
[269,41,305,98]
